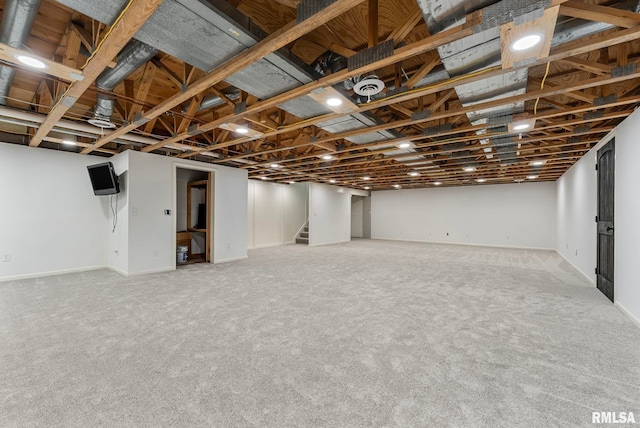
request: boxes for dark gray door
[596,139,615,302]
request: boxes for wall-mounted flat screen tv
[87,162,120,195]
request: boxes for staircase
[296,223,309,245]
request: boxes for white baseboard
[214,255,248,264]
[107,266,128,277]
[555,250,596,286]
[371,237,555,251]
[127,267,175,276]
[248,241,293,250]
[0,265,108,282]
[308,239,350,247]
[615,302,640,329]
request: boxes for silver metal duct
[181,91,240,114]
[0,0,42,105]
[91,39,158,125]
[417,0,640,164]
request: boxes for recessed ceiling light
[364,186,370,190]
[511,34,542,52]
[398,142,411,149]
[329,179,336,183]
[513,123,530,131]
[527,175,539,180]
[433,181,442,185]
[462,166,476,172]
[270,163,279,168]
[409,172,420,177]
[476,178,486,183]
[322,155,334,160]
[288,181,295,184]
[260,176,267,180]
[235,127,249,134]
[530,160,546,166]
[15,54,47,69]
[362,176,370,180]
[326,97,342,107]
[393,184,401,189]
[62,140,76,146]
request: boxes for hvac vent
[87,118,117,129]
[353,75,385,102]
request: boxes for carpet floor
[1,240,639,427]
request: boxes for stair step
[303,226,309,232]
[299,231,308,238]
[296,237,308,245]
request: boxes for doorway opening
[176,167,213,266]
[351,195,371,239]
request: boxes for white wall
[126,151,175,275]
[372,182,556,249]
[558,108,640,326]
[247,181,307,249]
[615,109,640,326]
[556,149,599,284]
[0,143,109,280]
[114,151,248,274]
[107,151,129,275]
[308,183,351,246]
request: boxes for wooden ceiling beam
[368,0,378,48]
[176,23,640,158]
[234,70,640,159]
[256,132,611,176]
[167,19,480,156]
[82,0,365,154]
[70,22,117,68]
[237,106,633,168]
[151,58,183,87]
[30,0,165,147]
[557,58,612,76]
[385,5,425,46]
[405,52,440,89]
[70,23,94,52]
[177,93,204,134]
[128,62,156,121]
[304,33,356,58]
[428,88,456,112]
[558,1,640,29]
[256,132,606,176]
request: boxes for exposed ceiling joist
[81,0,365,154]
[29,0,165,147]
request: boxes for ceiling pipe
[0,106,257,163]
[0,0,43,105]
[90,39,158,127]
[0,105,161,146]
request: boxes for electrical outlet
[164,209,171,215]
[2,253,11,262]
